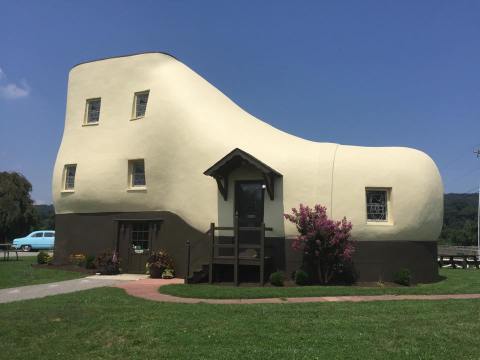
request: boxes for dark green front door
[118,221,155,273]
[235,181,264,246]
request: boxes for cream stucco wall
[52,52,443,241]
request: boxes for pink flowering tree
[284,204,354,284]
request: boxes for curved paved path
[115,278,480,304]
[0,278,121,304]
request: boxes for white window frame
[365,188,392,224]
[128,159,146,190]
[63,164,77,192]
[84,98,101,125]
[131,90,150,120]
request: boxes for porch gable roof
[203,148,282,201]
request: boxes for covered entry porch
[202,148,283,285]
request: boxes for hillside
[439,193,478,245]
[34,204,55,230]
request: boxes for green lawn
[0,288,478,359]
[0,256,84,289]
[160,268,480,299]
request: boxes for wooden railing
[438,245,479,256]
[208,216,272,286]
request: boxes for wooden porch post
[260,222,265,286]
[209,222,215,284]
[185,240,191,284]
[234,215,239,286]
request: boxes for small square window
[64,164,77,190]
[366,189,389,222]
[85,98,101,124]
[129,160,146,188]
[133,91,149,119]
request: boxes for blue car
[12,231,55,252]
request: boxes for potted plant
[94,250,120,275]
[146,250,174,278]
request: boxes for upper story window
[85,98,101,124]
[132,91,149,119]
[366,189,390,222]
[64,164,77,191]
[129,159,146,188]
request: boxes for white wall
[53,53,443,242]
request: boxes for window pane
[135,92,149,118]
[87,99,101,123]
[366,190,387,221]
[33,233,43,238]
[44,232,54,237]
[65,165,77,190]
[131,160,146,186]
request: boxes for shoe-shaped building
[52,52,443,283]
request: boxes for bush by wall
[37,251,52,265]
[393,268,411,286]
[94,251,120,275]
[285,204,355,285]
[147,250,174,278]
[270,271,285,287]
[294,269,309,286]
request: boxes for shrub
[332,260,358,285]
[270,271,285,286]
[285,204,354,284]
[85,255,96,269]
[147,250,174,278]
[294,269,309,285]
[37,251,51,265]
[94,251,120,275]
[162,268,175,279]
[69,253,86,267]
[393,268,411,286]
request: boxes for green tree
[0,172,38,242]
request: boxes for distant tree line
[0,171,478,245]
[0,172,55,242]
[439,193,478,246]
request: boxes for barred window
[85,98,101,124]
[366,189,388,221]
[133,91,149,118]
[64,164,77,190]
[129,159,146,187]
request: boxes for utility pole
[475,148,480,257]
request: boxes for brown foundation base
[55,212,439,283]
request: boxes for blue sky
[0,1,479,204]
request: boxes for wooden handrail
[207,217,271,286]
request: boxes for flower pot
[149,265,165,278]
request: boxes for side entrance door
[235,181,264,249]
[118,221,155,273]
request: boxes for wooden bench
[0,243,19,261]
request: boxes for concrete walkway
[0,277,124,304]
[2,276,480,305]
[115,278,480,304]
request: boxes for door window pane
[131,222,150,253]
